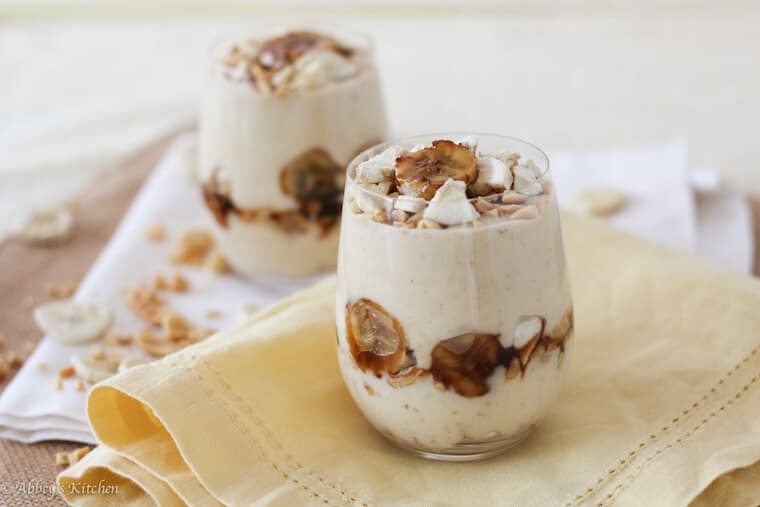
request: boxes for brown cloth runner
[1,130,759,507]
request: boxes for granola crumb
[205,309,222,319]
[153,274,169,291]
[170,229,214,266]
[145,223,166,242]
[169,273,190,292]
[56,446,91,467]
[45,281,78,299]
[58,365,76,379]
[207,250,231,274]
[7,352,23,369]
[161,312,192,342]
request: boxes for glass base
[392,423,538,462]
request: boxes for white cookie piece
[513,163,544,196]
[394,195,427,214]
[18,209,74,246]
[470,156,511,195]
[423,179,480,226]
[34,301,112,345]
[290,50,357,91]
[453,136,478,152]
[355,146,403,184]
[514,315,543,349]
[572,187,625,217]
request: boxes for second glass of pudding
[336,133,573,460]
[199,29,387,278]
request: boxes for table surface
[0,132,759,506]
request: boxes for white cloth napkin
[0,139,753,443]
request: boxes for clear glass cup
[198,29,388,278]
[335,133,573,461]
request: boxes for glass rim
[345,132,551,205]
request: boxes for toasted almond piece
[153,274,169,291]
[473,198,496,213]
[418,219,443,230]
[395,140,478,200]
[511,205,539,220]
[34,300,112,345]
[500,192,528,204]
[58,365,76,379]
[124,286,165,326]
[169,273,190,292]
[145,223,166,242]
[18,209,74,246]
[371,210,389,224]
[349,197,363,214]
[505,357,521,380]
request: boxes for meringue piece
[290,50,356,91]
[355,146,403,183]
[469,156,511,195]
[394,195,427,214]
[514,315,543,349]
[352,183,390,214]
[423,179,480,226]
[18,209,74,247]
[513,163,543,196]
[34,301,112,345]
[453,136,478,152]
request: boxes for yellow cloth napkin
[58,214,760,506]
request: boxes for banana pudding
[199,30,387,278]
[336,134,573,460]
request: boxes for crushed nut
[153,274,169,291]
[45,281,78,299]
[170,229,214,266]
[169,273,190,292]
[56,446,91,468]
[207,250,231,274]
[124,286,165,326]
[58,366,76,379]
[418,219,442,230]
[145,223,166,242]
[161,312,192,342]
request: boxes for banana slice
[34,301,111,345]
[345,298,411,375]
[70,356,115,384]
[571,186,625,217]
[422,179,479,226]
[469,156,511,196]
[430,333,501,397]
[18,209,74,246]
[395,140,478,200]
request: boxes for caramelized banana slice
[258,31,341,70]
[430,333,501,397]
[395,140,478,200]
[345,299,411,376]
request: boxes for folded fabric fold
[59,214,760,506]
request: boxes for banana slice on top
[33,301,112,345]
[395,140,478,200]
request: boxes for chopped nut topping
[56,446,91,468]
[169,273,190,292]
[45,281,78,299]
[161,312,192,342]
[170,230,215,266]
[145,223,166,242]
[208,250,231,274]
[58,366,76,379]
[124,286,165,326]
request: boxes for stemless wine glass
[335,133,573,461]
[198,28,387,278]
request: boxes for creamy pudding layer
[335,136,572,452]
[198,30,387,278]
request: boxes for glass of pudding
[199,30,387,278]
[336,133,573,461]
